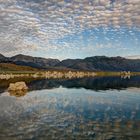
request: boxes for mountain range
[0,53,140,72]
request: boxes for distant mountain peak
[10,53,60,69]
[11,54,33,59]
[0,53,5,58]
[0,53,8,62]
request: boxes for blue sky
[0,0,140,59]
[52,27,140,59]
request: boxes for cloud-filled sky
[0,0,140,59]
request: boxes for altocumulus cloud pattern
[0,0,140,59]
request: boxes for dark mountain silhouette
[0,53,140,71]
[0,54,9,62]
[56,56,140,71]
[10,54,60,69]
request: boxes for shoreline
[0,71,96,80]
[0,70,140,80]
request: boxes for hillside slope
[10,54,60,69]
[0,63,39,72]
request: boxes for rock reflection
[9,90,27,97]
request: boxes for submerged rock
[8,82,28,91]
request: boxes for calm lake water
[0,76,140,140]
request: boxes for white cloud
[0,0,140,56]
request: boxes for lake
[0,76,140,140]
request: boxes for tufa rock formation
[8,82,28,91]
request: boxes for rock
[8,82,28,91]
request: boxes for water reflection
[0,88,140,139]
[9,90,27,97]
[0,76,140,139]
[0,76,140,93]
[27,76,140,91]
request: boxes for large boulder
[8,82,28,91]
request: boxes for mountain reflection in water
[1,76,140,93]
[28,76,140,92]
[0,76,140,139]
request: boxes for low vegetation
[0,71,96,80]
[0,63,39,72]
[96,71,140,77]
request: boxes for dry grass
[0,63,39,73]
[96,71,140,77]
